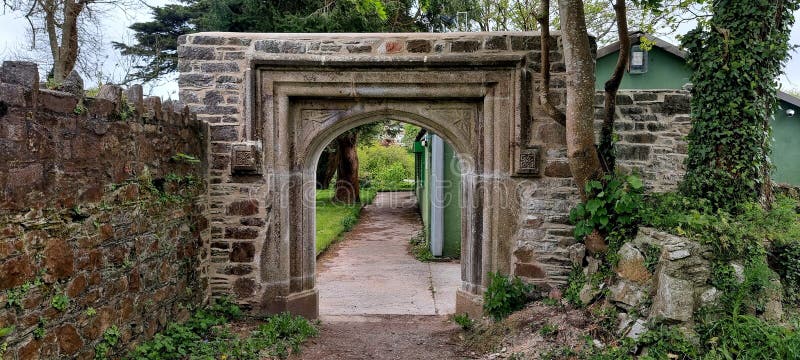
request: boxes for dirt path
[291,315,468,360]
[297,191,466,359]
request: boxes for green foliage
[409,232,434,262]
[4,277,43,310]
[564,265,586,307]
[74,102,88,115]
[0,326,13,338]
[483,272,534,321]
[636,325,699,360]
[570,173,644,241]
[85,307,97,317]
[640,243,661,273]
[772,237,800,303]
[400,124,422,151]
[680,0,800,210]
[539,323,558,337]
[51,293,70,312]
[453,313,474,331]
[696,313,800,359]
[33,318,46,339]
[171,153,201,165]
[127,298,317,360]
[94,326,121,359]
[357,143,415,191]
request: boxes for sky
[0,3,798,98]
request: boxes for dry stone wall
[0,61,210,359]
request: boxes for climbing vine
[680,0,800,210]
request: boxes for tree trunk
[598,0,630,173]
[54,0,84,82]
[333,132,360,203]
[537,0,566,127]
[558,0,604,201]
[316,148,339,189]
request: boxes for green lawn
[315,189,376,256]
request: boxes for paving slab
[316,191,461,316]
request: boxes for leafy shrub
[569,174,644,241]
[453,313,474,331]
[483,272,534,320]
[128,299,316,360]
[563,265,586,307]
[409,232,434,262]
[358,143,414,190]
[772,238,800,303]
[51,293,70,311]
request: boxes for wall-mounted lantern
[629,44,648,74]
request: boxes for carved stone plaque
[231,143,262,174]
[516,146,542,177]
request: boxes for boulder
[649,269,694,323]
[610,279,647,309]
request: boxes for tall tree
[680,0,799,210]
[2,0,134,82]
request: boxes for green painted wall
[442,142,461,258]
[413,134,461,259]
[595,47,691,90]
[772,101,800,185]
[596,44,800,186]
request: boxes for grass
[315,188,376,256]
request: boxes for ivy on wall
[680,0,799,210]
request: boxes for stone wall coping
[187,31,561,41]
[249,52,531,67]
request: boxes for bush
[453,313,474,331]
[358,143,414,190]
[127,299,317,360]
[483,272,534,320]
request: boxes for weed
[640,243,661,273]
[33,318,46,339]
[539,323,558,337]
[74,102,88,115]
[95,325,120,359]
[483,272,534,321]
[171,153,201,165]
[51,293,69,311]
[127,298,316,359]
[563,265,586,307]
[453,313,474,331]
[541,297,560,307]
[85,307,97,317]
[0,326,12,337]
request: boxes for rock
[568,243,586,266]
[649,270,694,323]
[699,287,720,305]
[579,283,600,305]
[610,279,647,309]
[626,319,648,340]
[585,256,601,277]
[764,279,783,322]
[96,84,122,103]
[616,243,651,283]
[61,70,83,97]
[731,262,745,284]
[667,249,690,260]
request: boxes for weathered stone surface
[610,279,647,309]
[451,40,480,52]
[56,324,83,355]
[579,283,600,306]
[1,61,39,90]
[62,70,84,97]
[650,270,694,323]
[230,242,255,262]
[0,254,35,290]
[43,238,75,282]
[406,40,431,53]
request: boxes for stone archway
[178,32,566,319]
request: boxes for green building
[413,130,461,258]
[596,32,800,185]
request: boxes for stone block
[210,125,238,142]
[406,40,431,53]
[649,269,694,323]
[515,262,546,278]
[1,61,39,90]
[346,44,373,53]
[484,36,508,50]
[56,324,83,355]
[230,242,255,262]
[662,94,691,115]
[178,46,215,60]
[0,254,35,290]
[225,227,258,239]
[43,238,75,282]
[61,70,84,97]
[38,89,79,113]
[200,62,240,73]
[451,40,480,52]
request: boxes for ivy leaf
[627,176,643,190]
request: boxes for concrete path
[316,191,461,317]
